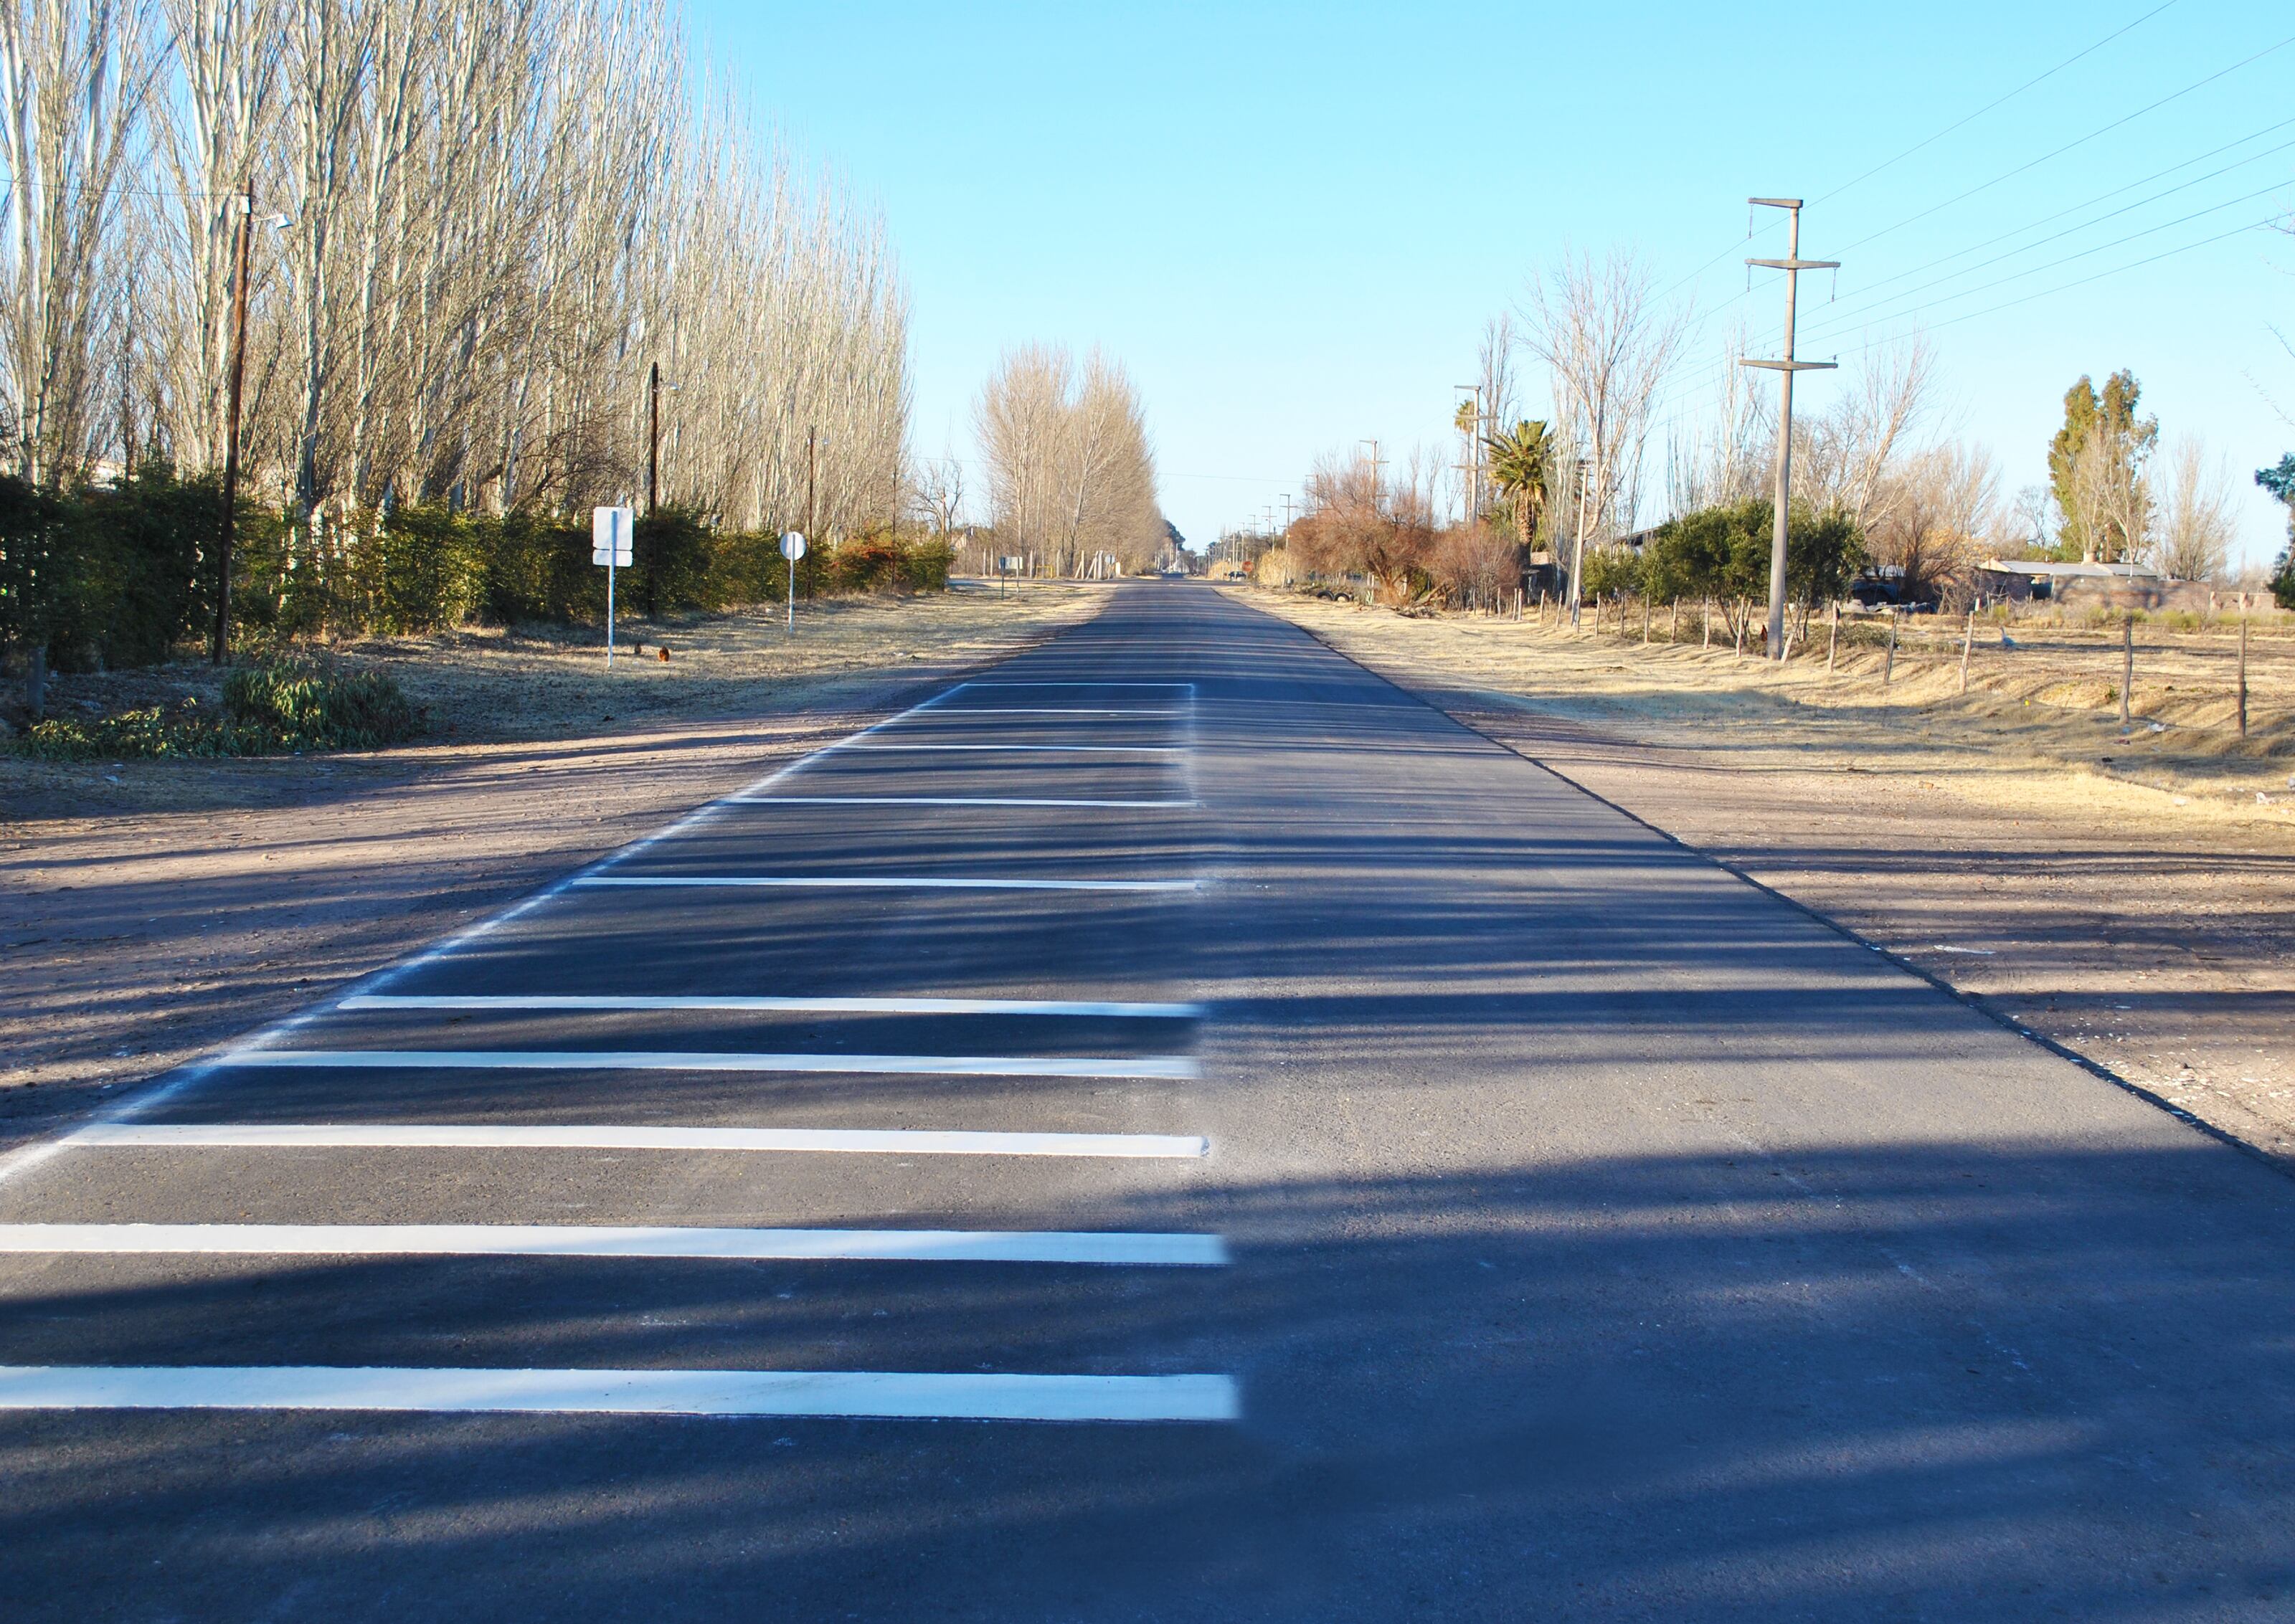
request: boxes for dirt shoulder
[1237,587,2295,1169]
[0,584,1105,1151]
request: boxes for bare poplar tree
[9,0,909,536]
[1519,247,1687,606]
[975,343,1161,576]
[0,0,153,480]
[2154,436,2236,582]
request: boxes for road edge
[1254,598,2295,1184]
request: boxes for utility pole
[1741,197,1837,660]
[805,424,818,538]
[647,361,660,515]
[1569,457,1589,630]
[1454,384,1482,521]
[211,183,255,666]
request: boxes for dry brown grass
[2,581,1104,817]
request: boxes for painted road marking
[218,1050,1201,1080]
[0,1224,1230,1266]
[0,1366,1242,1422]
[73,1124,1211,1159]
[571,875,1198,893]
[913,708,1183,718]
[840,743,1185,754]
[731,796,1196,809]
[955,681,1193,690]
[341,994,1205,1019]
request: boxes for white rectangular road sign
[592,505,633,566]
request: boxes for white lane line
[218,1050,1202,1080]
[75,1124,1212,1159]
[0,682,973,1192]
[729,796,1195,809]
[0,1224,1230,1266]
[340,994,1206,1019]
[571,875,1198,893]
[914,708,1183,717]
[839,743,1184,754]
[0,1366,1243,1423]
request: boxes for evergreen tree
[2259,453,2295,609]
[2048,370,2158,561]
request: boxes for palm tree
[1484,419,1551,549]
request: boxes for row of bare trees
[973,343,1165,576]
[0,0,909,533]
[1267,239,2250,611]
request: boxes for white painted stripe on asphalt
[75,1124,1212,1159]
[0,1224,1230,1266]
[730,796,1195,809]
[0,685,973,1192]
[341,994,1206,1019]
[219,1050,1202,1080]
[840,743,1184,754]
[0,1366,1243,1422]
[572,875,1198,893]
[916,708,1183,717]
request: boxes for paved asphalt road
[3,581,2293,1620]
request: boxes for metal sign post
[592,505,633,664]
[781,531,807,632]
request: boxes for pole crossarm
[1739,358,1839,371]
[1746,257,1840,271]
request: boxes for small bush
[16,703,230,761]
[223,660,422,750]
[14,660,424,761]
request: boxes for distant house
[1974,559,2163,604]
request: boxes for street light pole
[210,183,254,665]
[1742,197,1839,660]
[648,360,660,515]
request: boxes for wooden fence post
[1959,607,1975,694]
[2120,614,2134,732]
[1826,601,1839,673]
[2238,593,2249,741]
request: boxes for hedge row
[0,465,952,673]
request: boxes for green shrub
[3,463,955,673]
[222,659,422,749]
[16,703,227,761]
[832,531,952,593]
[0,463,222,673]
[16,659,423,761]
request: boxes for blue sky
[692,1,2295,567]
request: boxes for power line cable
[1833,31,2295,255]
[1650,2,2187,308]
[1812,0,2182,204]
[1819,114,2295,311]
[1806,158,2295,337]
[1805,179,2290,342]
[1920,213,2278,333]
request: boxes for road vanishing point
[4,581,2292,1619]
